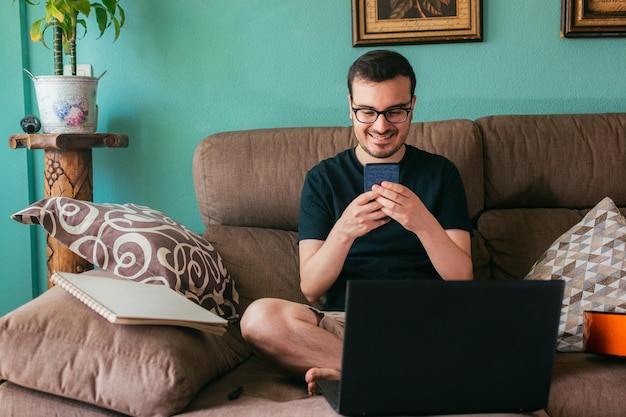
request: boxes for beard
[356,128,407,160]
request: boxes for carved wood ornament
[9,133,128,287]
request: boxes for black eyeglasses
[352,107,412,124]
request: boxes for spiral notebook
[51,271,228,335]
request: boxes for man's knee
[240,298,282,343]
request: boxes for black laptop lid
[335,279,564,416]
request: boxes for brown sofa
[2,113,626,417]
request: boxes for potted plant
[16,0,125,133]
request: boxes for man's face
[349,75,415,164]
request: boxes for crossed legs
[240,298,342,395]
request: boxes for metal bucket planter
[24,70,102,134]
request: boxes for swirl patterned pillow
[11,197,239,321]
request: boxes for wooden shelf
[9,132,128,150]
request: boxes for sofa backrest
[192,120,484,232]
[477,113,626,209]
[474,113,626,280]
[192,113,626,310]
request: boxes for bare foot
[305,367,341,396]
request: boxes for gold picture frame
[562,0,626,37]
[351,0,482,46]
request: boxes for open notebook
[51,271,228,335]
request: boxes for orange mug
[583,311,626,357]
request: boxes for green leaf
[70,0,92,16]
[94,7,108,37]
[62,37,71,55]
[76,18,87,39]
[39,21,52,49]
[45,2,65,23]
[112,17,120,41]
[101,0,117,14]
[29,19,45,42]
[117,4,125,27]
[22,0,126,65]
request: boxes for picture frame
[562,0,626,37]
[351,0,482,46]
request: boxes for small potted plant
[16,0,125,133]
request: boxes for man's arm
[417,227,473,280]
[299,190,390,303]
[373,181,473,280]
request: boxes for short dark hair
[347,50,416,98]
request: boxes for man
[240,50,473,395]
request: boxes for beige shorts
[308,306,345,339]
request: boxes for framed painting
[562,0,626,37]
[351,0,482,46]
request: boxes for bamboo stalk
[52,18,63,75]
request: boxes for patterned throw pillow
[525,197,626,352]
[12,197,239,321]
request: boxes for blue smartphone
[363,163,399,192]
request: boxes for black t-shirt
[298,145,472,310]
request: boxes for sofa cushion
[0,382,127,417]
[471,229,493,280]
[204,224,317,313]
[0,285,250,417]
[548,353,626,417]
[11,197,239,320]
[476,208,583,280]
[525,197,626,352]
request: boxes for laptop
[316,279,564,416]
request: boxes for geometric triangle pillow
[525,197,626,352]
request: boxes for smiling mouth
[369,132,395,143]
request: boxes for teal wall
[1,2,39,315]
[1,1,625,315]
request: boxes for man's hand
[334,189,392,239]
[371,181,425,233]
